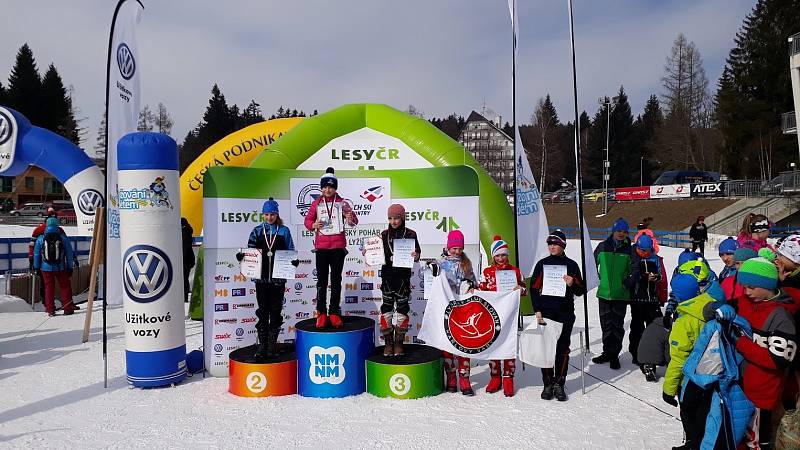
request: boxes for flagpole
[567,0,591,353]
[511,0,522,331]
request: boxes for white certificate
[392,238,416,268]
[239,248,262,279]
[542,264,568,297]
[363,236,385,267]
[317,202,343,236]
[423,267,433,300]
[495,269,518,292]
[271,250,298,280]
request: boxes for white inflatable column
[117,132,187,387]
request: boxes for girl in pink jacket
[304,168,358,328]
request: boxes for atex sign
[690,182,726,198]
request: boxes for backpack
[42,232,64,266]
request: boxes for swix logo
[309,346,346,385]
[123,245,172,303]
[241,317,256,324]
[233,274,247,282]
[214,289,228,298]
[215,333,231,340]
[363,269,376,278]
[444,296,501,354]
[359,186,385,203]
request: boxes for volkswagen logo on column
[123,245,173,303]
[77,189,104,216]
[117,43,136,80]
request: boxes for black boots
[541,376,555,400]
[553,378,567,401]
[254,329,280,359]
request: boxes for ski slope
[0,241,719,449]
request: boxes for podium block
[295,316,375,398]
[228,344,297,397]
[366,345,443,399]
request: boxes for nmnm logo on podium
[309,346,346,385]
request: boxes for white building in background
[458,111,515,195]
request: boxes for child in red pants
[479,235,526,396]
[33,217,75,316]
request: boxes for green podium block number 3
[389,373,411,396]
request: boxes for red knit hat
[387,204,405,219]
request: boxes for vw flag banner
[107,0,144,305]
[418,274,519,360]
[118,132,187,387]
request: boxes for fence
[550,227,692,248]
[0,236,92,272]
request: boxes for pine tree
[636,95,663,184]
[40,64,71,136]
[7,44,43,124]
[607,87,636,187]
[0,81,6,105]
[430,114,465,140]
[155,102,173,135]
[239,100,265,127]
[137,104,155,131]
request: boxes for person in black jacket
[624,234,663,379]
[181,218,195,302]
[689,216,708,256]
[530,230,585,401]
[377,204,420,357]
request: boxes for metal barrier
[0,236,92,272]
[549,227,693,248]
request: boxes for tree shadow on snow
[0,428,69,443]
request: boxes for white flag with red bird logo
[418,273,520,360]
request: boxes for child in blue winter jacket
[33,216,75,316]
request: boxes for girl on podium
[304,167,358,329]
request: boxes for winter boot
[671,442,695,450]
[254,334,270,359]
[591,353,611,365]
[540,376,555,400]
[382,328,394,357]
[609,356,621,370]
[266,328,280,356]
[315,313,329,329]
[502,377,515,397]
[393,328,406,356]
[459,374,475,396]
[486,360,502,393]
[329,314,343,328]
[553,378,567,401]
[643,364,657,382]
[445,371,457,393]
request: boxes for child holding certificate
[478,235,526,397]
[235,198,296,358]
[377,204,420,357]
[530,230,585,401]
[304,167,358,329]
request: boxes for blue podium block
[295,316,375,398]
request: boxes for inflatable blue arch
[0,106,104,234]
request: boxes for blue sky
[1,1,756,151]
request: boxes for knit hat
[777,235,800,265]
[261,197,279,215]
[320,167,338,189]
[611,218,629,233]
[447,230,464,249]
[636,234,654,252]
[671,274,700,302]
[677,249,701,267]
[387,204,405,219]
[737,257,779,291]
[758,247,776,262]
[491,235,510,257]
[546,229,567,248]
[718,237,738,255]
[733,247,758,263]
[750,218,770,233]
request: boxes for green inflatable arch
[249,103,516,263]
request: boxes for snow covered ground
[0,241,723,449]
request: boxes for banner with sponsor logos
[649,184,690,199]
[203,166,480,376]
[690,182,726,197]
[418,272,519,360]
[614,186,651,201]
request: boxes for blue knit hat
[320,167,338,189]
[636,234,654,251]
[611,218,629,232]
[262,197,279,215]
[671,274,699,302]
[678,249,701,267]
[718,237,738,255]
[738,257,779,291]
[733,247,758,263]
